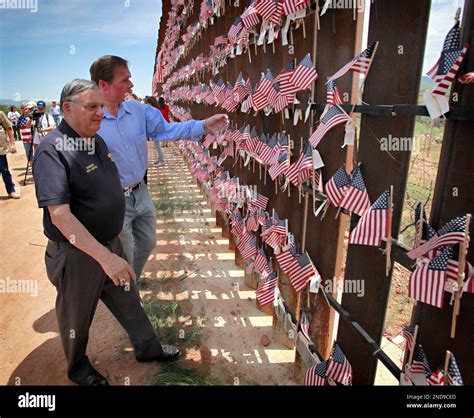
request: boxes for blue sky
[0,0,463,102]
[1,0,163,102]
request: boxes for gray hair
[60,79,99,110]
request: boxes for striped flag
[299,310,311,341]
[413,203,438,251]
[238,232,257,259]
[427,21,468,96]
[241,3,260,29]
[287,251,316,292]
[268,150,290,180]
[256,271,278,306]
[228,16,243,43]
[251,70,275,111]
[327,42,378,84]
[408,215,467,260]
[304,360,328,386]
[288,53,318,92]
[339,166,371,217]
[283,0,309,16]
[275,244,297,275]
[409,246,453,308]
[327,80,343,105]
[349,188,389,246]
[324,165,351,208]
[255,246,269,273]
[249,191,269,211]
[254,0,278,22]
[447,353,464,386]
[410,345,431,378]
[308,105,351,149]
[326,342,352,385]
[427,369,445,386]
[402,325,416,353]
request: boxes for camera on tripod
[30,109,44,122]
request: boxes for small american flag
[401,325,415,353]
[255,271,278,306]
[254,0,278,22]
[408,215,467,260]
[309,105,351,149]
[409,246,453,308]
[217,151,227,166]
[327,42,378,84]
[327,80,343,105]
[299,310,311,341]
[287,251,315,292]
[241,3,261,29]
[214,35,228,47]
[254,246,269,273]
[252,70,274,111]
[249,191,269,211]
[228,16,243,44]
[238,233,257,259]
[339,166,371,217]
[324,165,351,208]
[326,342,352,385]
[410,345,431,377]
[275,60,297,96]
[275,244,297,275]
[414,203,437,251]
[283,0,309,16]
[304,360,328,386]
[349,188,389,246]
[427,369,445,386]
[447,353,464,386]
[288,53,318,92]
[268,150,290,180]
[427,21,468,96]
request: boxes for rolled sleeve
[145,104,205,142]
[33,146,71,208]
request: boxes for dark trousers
[0,154,15,194]
[45,237,164,383]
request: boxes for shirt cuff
[190,120,206,141]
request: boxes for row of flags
[401,326,464,386]
[407,207,472,309]
[305,342,353,386]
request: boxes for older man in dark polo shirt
[33,79,180,386]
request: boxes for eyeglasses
[69,100,105,112]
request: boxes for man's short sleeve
[33,144,71,208]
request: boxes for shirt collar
[103,100,133,120]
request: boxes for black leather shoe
[136,345,181,363]
[77,369,109,386]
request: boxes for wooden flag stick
[407,325,419,369]
[275,177,278,195]
[385,185,394,276]
[359,41,380,99]
[443,351,451,386]
[450,213,471,338]
[316,0,321,30]
[264,165,267,185]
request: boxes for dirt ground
[0,143,296,386]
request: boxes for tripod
[22,116,45,186]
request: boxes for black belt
[123,179,143,194]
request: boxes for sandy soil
[0,143,295,386]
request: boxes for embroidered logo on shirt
[107,152,115,162]
[86,163,98,173]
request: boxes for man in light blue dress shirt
[91,55,229,282]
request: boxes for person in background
[17,103,33,165]
[144,96,165,167]
[32,100,56,153]
[7,105,21,141]
[50,99,62,125]
[158,97,170,123]
[0,110,20,198]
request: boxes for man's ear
[98,80,108,91]
[61,102,72,116]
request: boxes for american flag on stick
[255,271,278,306]
[252,70,274,111]
[408,215,468,259]
[326,41,378,84]
[275,60,297,96]
[309,105,351,149]
[447,353,464,386]
[401,325,416,353]
[349,188,390,246]
[427,369,445,386]
[410,345,431,378]
[241,3,261,29]
[238,232,257,259]
[324,165,351,208]
[327,80,343,105]
[283,0,309,16]
[304,360,328,386]
[409,246,453,308]
[288,53,319,92]
[228,16,243,44]
[339,166,371,217]
[326,342,352,385]
[287,251,316,292]
[426,20,469,96]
